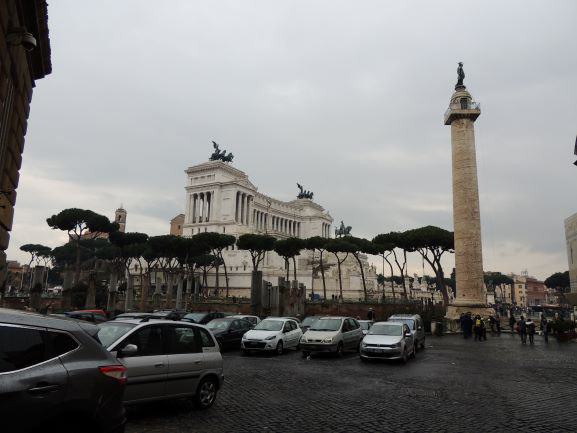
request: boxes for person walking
[473,315,485,341]
[540,313,548,342]
[526,317,536,344]
[367,308,375,321]
[509,313,516,335]
[518,315,527,344]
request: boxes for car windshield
[359,322,372,331]
[207,320,231,330]
[302,317,319,327]
[370,323,403,336]
[97,322,137,347]
[184,313,207,322]
[254,320,283,331]
[310,319,342,332]
[389,318,415,330]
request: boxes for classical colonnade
[235,191,253,224]
[321,223,330,238]
[189,191,212,223]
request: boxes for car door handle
[194,360,202,365]
[154,363,164,368]
[28,384,60,394]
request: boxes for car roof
[229,314,256,318]
[389,314,421,319]
[374,320,403,325]
[105,318,202,327]
[0,308,99,334]
[319,316,348,320]
[358,319,374,322]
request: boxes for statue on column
[296,183,314,199]
[335,221,352,237]
[456,62,465,88]
[209,141,234,162]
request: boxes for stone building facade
[0,1,51,278]
[172,160,378,300]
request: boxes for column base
[445,304,495,320]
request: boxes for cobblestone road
[126,334,577,433]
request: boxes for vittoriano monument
[209,141,234,162]
[296,183,314,200]
[335,221,352,237]
[444,63,494,320]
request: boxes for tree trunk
[140,269,149,311]
[320,251,326,300]
[215,263,220,297]
[106,271,118,312]
[73,241,81,286]
[175,273,184,309]
[337,258,343,300]
[353,254,368,301]
[221,253,230,298]
[85,273,96,309]
[165,273,173,308]
[285,259,290,282]
[292,256,297,282]
[125,273,134,311]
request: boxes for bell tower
[115,206,127,233]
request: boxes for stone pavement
[126,334,577,433]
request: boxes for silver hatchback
[98,319,224,409]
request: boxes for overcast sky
[7,0,577,280]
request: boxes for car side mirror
[417,326,422,331]
[118,343,138,357]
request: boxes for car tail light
[99,365,128,385]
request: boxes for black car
[182,311,225,325]
[0,308,126,433]
[206,317,252,350]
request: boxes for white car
[360,321,415,362]
[241,318,302,355]
[229,315,261,327]
[300,317,364,357]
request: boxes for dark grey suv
[0,308,126,433]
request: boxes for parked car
[358,320,374,335]
[241,317,302,355]
[300,316,323,332]
[63,309,109,323]
[182,311,225,324]
[300,316,363,357]
[228,314,261,326]
[97,319,223,408]
[151,309,188,320]
[112,312,158,321]
[388,314,426,350]
[360,321,415,362]
[0,308,126,433]
[206,317,252,350]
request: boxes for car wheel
[193,377,218,409]
[276,340,284,355]
[336,342,344,357]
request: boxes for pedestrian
[463,312,473,339]
[509,313,516,335]
[495,314,501,334]
[518,315,527,344]
[526,317,535,344]
[473,315,486,341]
[460,313,467,338]
[367,308,375,321]
[540,313,548,342]
[488,315,496,333]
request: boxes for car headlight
[395,341,402,347]
[361,341,367,348]
[301,336,308,343]
[242,334,248,340]
[265,335,277,340]
[322,337,333,343]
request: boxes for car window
[288,321,296,331]
[197,328,216,347]
[351,319,360,329]
[403,325,410,334]
[341,321,350,332]
[169,326,201,354]
[123,325,165,356]
[0,325,47,373]
[283,322,291,332]
[47,331,79,357]
[242,320,252,330]
[230,320,241,331]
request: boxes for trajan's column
[444,63,494,319]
